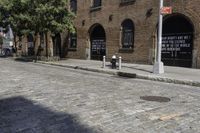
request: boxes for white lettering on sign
[162,34,192,52]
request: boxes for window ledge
[68,48,77,51]
[90,6,102,12]
[119,48,134,53]
[120,0,136,6]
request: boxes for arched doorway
[162,14,194,67]
[52,33,61,57]
[89,24,106,60]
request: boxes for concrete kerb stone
[36,61,78,69]
[78,67,117,75]
[34,61,200,87]
[117,72,137,78]
[136,74,200,87]
[35,61,118,76]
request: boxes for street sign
[161,7,172,15]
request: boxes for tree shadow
[0,97,99,133]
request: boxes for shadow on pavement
[0,96,99,133]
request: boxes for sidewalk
[32,58,200,87]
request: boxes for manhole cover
[140,96,170,103]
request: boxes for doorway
[27,34,34,56]
[89,24,106,60]
[162,14,194,67]
[53,34,62,57]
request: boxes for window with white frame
[121,19,134,49]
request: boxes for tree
[0,0,75,57]
[0,0,36,52]
[32,0,75,57]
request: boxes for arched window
[70,0,77,13]
[69,31,77,49]
[121,19,134,49]
[92,0,101,8]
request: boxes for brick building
[64,0,200,68]
[20,0,200,68]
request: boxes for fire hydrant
[111,55,117,69]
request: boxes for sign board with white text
[161,7,172,15]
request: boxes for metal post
[153,0,164,74]
[102,56,106,68]
[119,56,122,70]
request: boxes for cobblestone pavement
[0,58,200,133]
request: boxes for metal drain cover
[140,96,170,103]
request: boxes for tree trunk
[45,32,48,57]
[14,35,17,54]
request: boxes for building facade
[17,0,200,68]
[64,0,200,68]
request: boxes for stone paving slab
[1,58,200,133]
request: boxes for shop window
[69,32,77,49]
[70,0,77,14]
[121,19,134,49]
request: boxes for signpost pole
[153,0,164,74]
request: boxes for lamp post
[153,0,164,74]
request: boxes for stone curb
[35,61,200,87]
[36,61,118,76]
[136,74,200,87]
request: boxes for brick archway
[161,13,194,67]
[152,13,197,68]
[88,24,106,60]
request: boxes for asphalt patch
[140,96,171,103]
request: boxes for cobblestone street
[0,58,200,133]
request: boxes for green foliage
[0,0,75,36]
